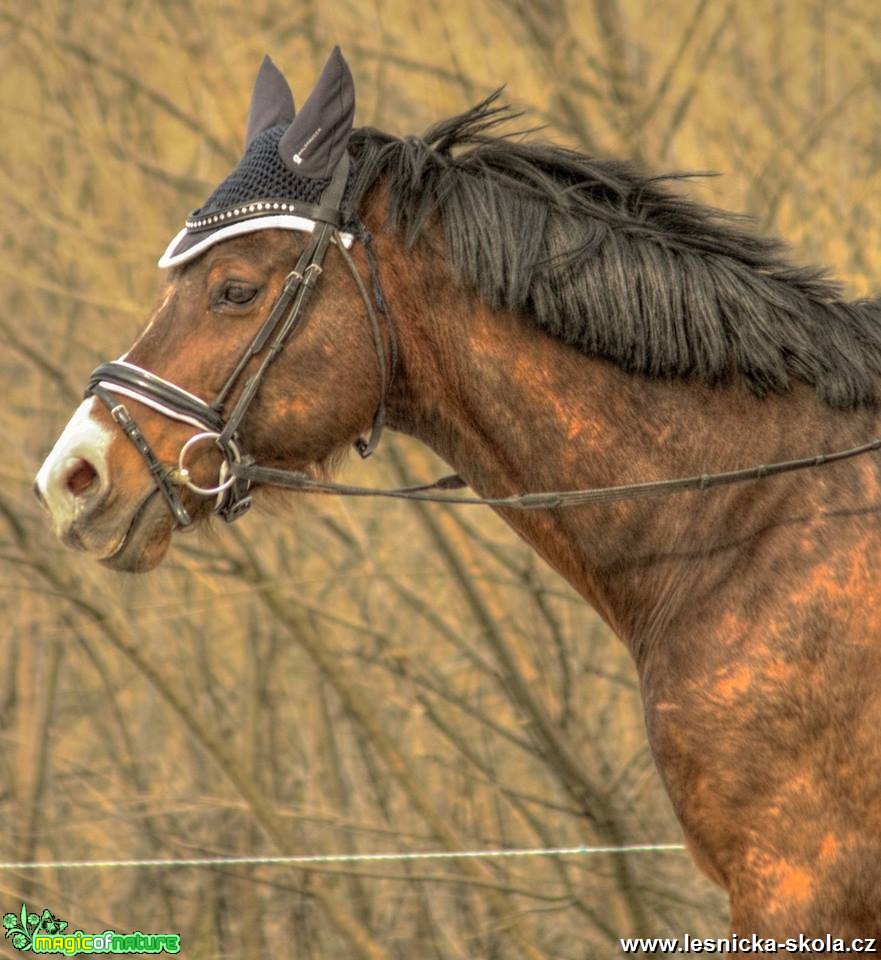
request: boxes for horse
[34,50,881,939]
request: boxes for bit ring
[174,432,237,496]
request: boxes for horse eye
[220,282,259,306]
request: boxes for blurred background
[2,1,880,956]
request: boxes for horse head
[34,49,392,571]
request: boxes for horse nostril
[63,457,100,498]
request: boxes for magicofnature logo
[3,903,180,955]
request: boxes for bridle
[85,151,881,527]
[84,153,394,529]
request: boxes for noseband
[84,154,393,528]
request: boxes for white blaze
[35,397,113,534]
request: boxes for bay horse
[34,51,881,940]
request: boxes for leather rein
[85,153,881,527]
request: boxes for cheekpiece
[158,48,356,268]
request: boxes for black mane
[348,94,881,408]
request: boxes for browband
[185,199,345,233]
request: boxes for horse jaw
[98,490,176,572]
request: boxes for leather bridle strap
[87,362,226,433]
[336,236,390,457]
[216,154,351,450]
[89,382,195,527]
[232,435,881,509]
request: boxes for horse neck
[375,232,877,662]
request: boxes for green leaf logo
[40,909,67,935]
[2,903,66,952]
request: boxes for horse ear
[277,46,355,179]
[245,56,296,149]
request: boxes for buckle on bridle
[109,402,133,427]
[303,262,322,282]
[217,490,252,523]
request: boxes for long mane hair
[348,94,881,408]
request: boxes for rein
[231,437,881,508]
[85,151,881,524]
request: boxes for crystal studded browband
[185,198,344,232]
